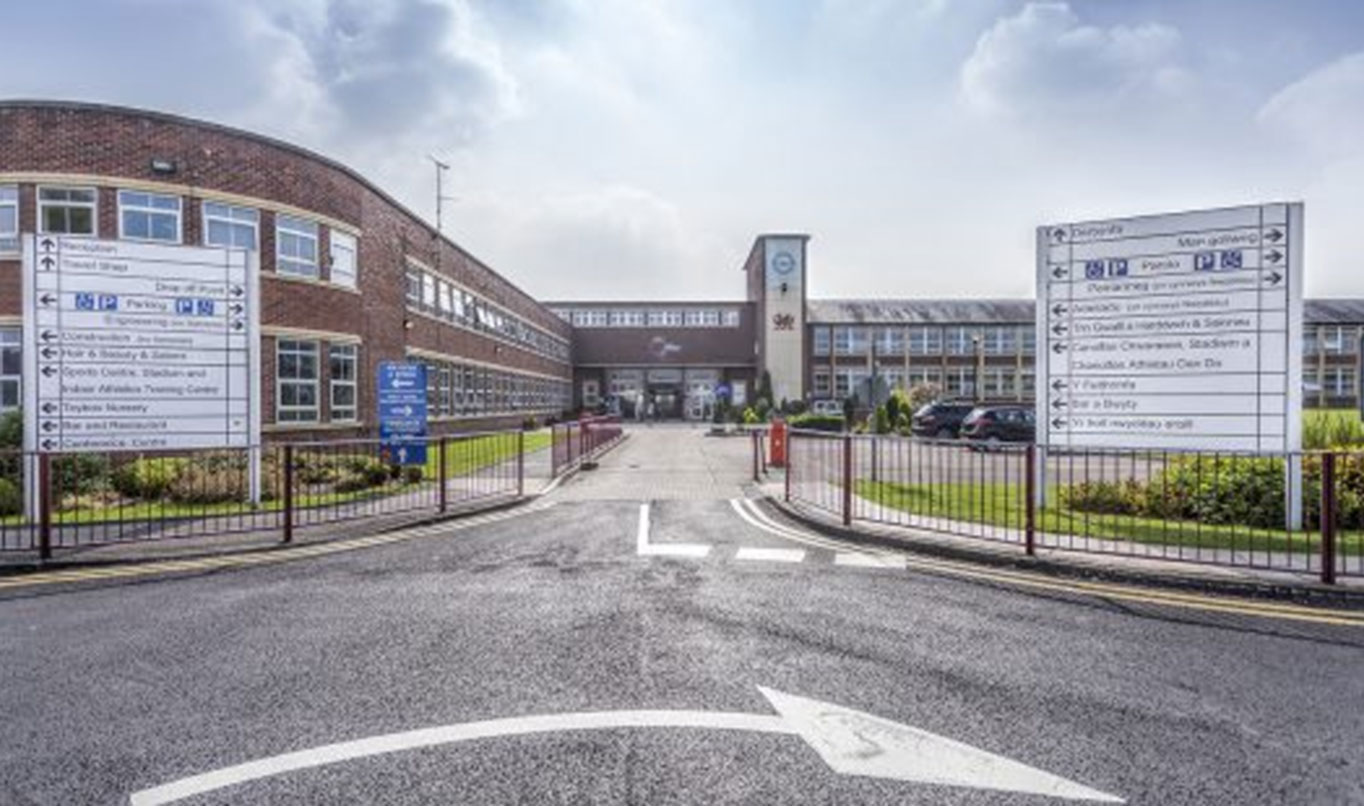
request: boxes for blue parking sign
[196,299,215,316]
[1194,252,1215,271]
[75,292,95,310]
[1084,260,1104,280]
[1107,258,1128,277]
[1220,250,1242,269]
[98,294,118,311]
[176,298,194,315]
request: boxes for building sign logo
[771,251,796,275]
[772,313,795,331]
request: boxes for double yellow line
[735,498,1364,628]
[0,503,556,592]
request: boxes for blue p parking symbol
[1195,252,1215,271]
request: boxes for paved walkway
[551,424,753,501]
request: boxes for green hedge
[786,413,845,433]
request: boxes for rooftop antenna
[428,155,457,240]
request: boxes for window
[908,367,943,389]
[1324,367,1358,397]
[203,202,259,250]
[422,273,437,310]
[833,327,852,355]
[1321,326,1357,355]
[38,186,97,235]
[1021,368,1036,396]
[1021,327,1036,355]
[277,340,319,422]
[276,215,319,278]
[685,310,705,327]
[330,230,358,289]
[813,370,831,397]
[0,329,19,412]
[982,368,1011,397]
[701,310,720,326]
[437,280,453,318]
[813,327,831,357]
[909,326,943,355]
[0,187,17,252]
[118,190,181,243]
[328,345,357,422]
[723,310,741,327]
[983,326,1017,356]
[945,326,977,356]
[833,371,851,399]
[878,328,905,356]
[848,327,870,356]
[944,366,974,399]
[610,310,644,327]
[582,380,601,407]
[405,267,422,305]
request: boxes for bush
[53,454,110,496]
[0,477,20,517]
[753,397,771,421]
[906,382,941,412]
[782,399,807,416]
[112,457,186,499]
[403,465,425,484]
[344,456,391,487]
[787,413,845,433]
[1061,479,1145,516]
[168,462,248,505]
[742,407,760,425]
[522,416,539,431]
[0,410,21,449]
[873,404,891,435]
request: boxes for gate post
[282,444,294,544]
[439,436,449,514]
[517,430,525,497]
[784,432,793,503]
[37,453,52,561]
[842,433,853,527]
[1321,452,1337,585]
[1024,444,1036,556]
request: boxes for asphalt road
[1,426,1361,805]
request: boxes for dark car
[910,402,977,439]
[960,405,1035,445]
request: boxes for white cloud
[458,185,733,301]
[959,2,1192,118]
[1257,51,1364,163]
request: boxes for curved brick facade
[0,101,573,437]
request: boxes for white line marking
[735,547,807,563]
[636,502,711,557]
[130,687,1123,805]
[834,553,908,569]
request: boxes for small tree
[842,396,856,426]
[873,404,891,434]
[758,370,774,407]
[906,382,941,412]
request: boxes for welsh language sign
[22,235,260,453]
[1036,204,1303,452]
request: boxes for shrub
[334,472,374,494]
[168,463,248,505]
[0,410,21,449]
[0,477,20,517]
[112,457,186,499]
[787,413,845,433]
[873,404,891,435]
[753,397,771,421]
[906,382,941,412]
[782,399,807,416]
[53,454,110,496]
[344,456,391,487]
[1061,479,1145,516]
[403,465,425,484]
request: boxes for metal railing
[550,415,624,476]
[0,429,541,558]
[786,429,1363,583]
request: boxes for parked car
[809,399,843,417]
[960,405,1035,445]
[910,401,977,439]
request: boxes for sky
[3,0,1363,301]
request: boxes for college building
[1,101,1361,438]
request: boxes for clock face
[771,251,796,275]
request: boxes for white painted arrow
[128,687,1123,805]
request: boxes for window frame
[202,201,259,251]
[329,230,358,289]
[37,185,98,236]
[328,344,358,423]
[0,186,18,253]
[117,189,182,244]
[276,339,320,423]
[275,214,320,279]
[0,328,20,413]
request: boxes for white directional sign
[21,235,261,453]
[1037,204,1303,452]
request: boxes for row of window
[1305,326,1362,356]
[0,329,18,412]
[812,366,1037,401]
[0,185,357,288]
[406,267,570,363]
[550,308,742,328]
[812,325,1037,357]
[1305,366,1359,398]
[423,360,571,418]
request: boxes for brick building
[0,101,573,438]
[0,101,1360,434]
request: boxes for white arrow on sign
[127,686,1123,805]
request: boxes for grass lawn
[1,431,553,527]
[1303,408,1364,450]
[854,479,1364,556]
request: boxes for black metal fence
[550,415,624,476]
[785,429,1363,583]
[0,429,543,558]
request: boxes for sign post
[1036,203,1304,527]
[378,362,428,467]
[22,235,260,516]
